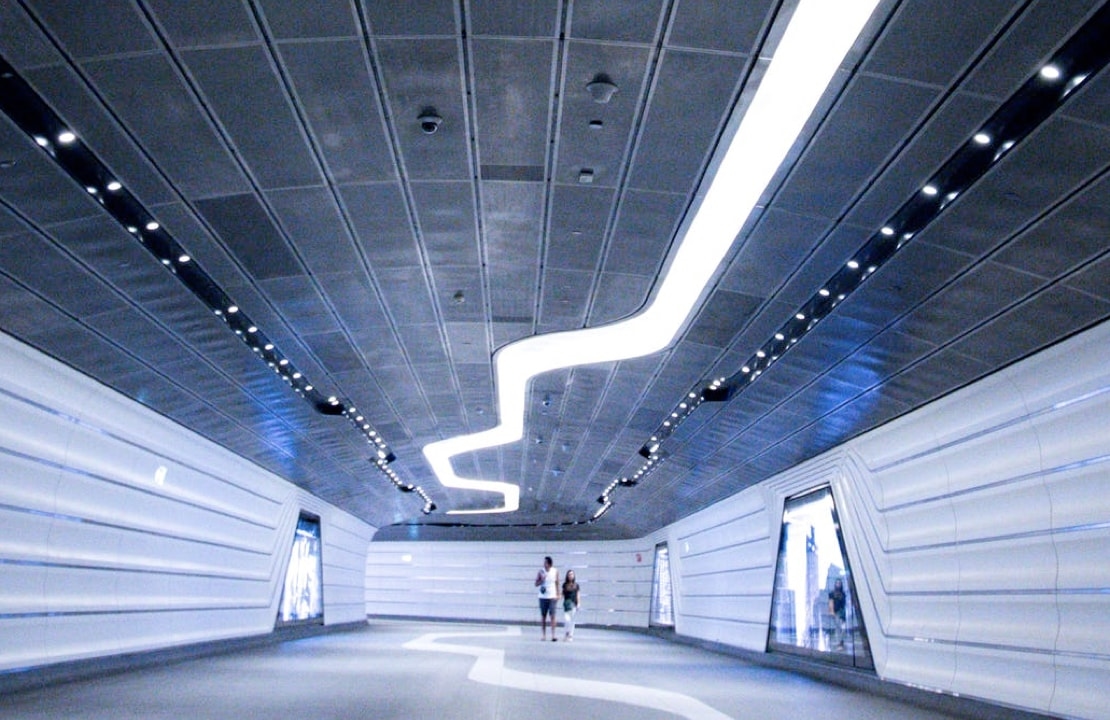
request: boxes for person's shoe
[552,637,557,641]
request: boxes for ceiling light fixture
[0,54,426,514]
[422,0,883,514]
[643,2,1110,472]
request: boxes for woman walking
[562,570,580,641]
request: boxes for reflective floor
[0,621,1039,719]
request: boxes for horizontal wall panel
[678,616,768,651]
[885,548,960,592]
[1056,593,1110,655]
[882,638,957,690]
[0,507,55,563]
[654,320,1110,719]
[882,501,957,549]
[677,548,770,577]
[949,645,1056,712]
[1046,462,1110,529]
[0,451,63,510]
[1051,654,1109,719]
[948,478,1053,542]
[0,331,374,671]
[681,594,766,623]
[955,594,1058,650]
[678,567,773,596]
[365,539,651,626]
[955,536,1058,592]
[885,595,960,641]
[0,563,48,614]
[939,423,1042,495]
[1053,530,1110,588]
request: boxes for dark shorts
[539,597,556,618]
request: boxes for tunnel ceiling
[1,0,1109,541]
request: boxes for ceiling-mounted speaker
[586,74,618,104]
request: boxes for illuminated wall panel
[365,540,653,628]
[0,331,374,673]
[659,319,1110,720]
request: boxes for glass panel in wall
[650,542,675,627]
[277,514,324,625]
[767,487,872,668]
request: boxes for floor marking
[403,626,735,720]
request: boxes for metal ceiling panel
[341,183,422,269]
[81,54,249,199]
[3,0,1110,540]
[257,0,358,40]
[626,49,747,195]
[587,272,652,326]
[471,38,553,168]
[277,40,394,185]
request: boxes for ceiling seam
[244,0,422,461]
[353,2,466,456]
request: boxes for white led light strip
[423,0,882,514]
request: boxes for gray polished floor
[0,621,1036,719]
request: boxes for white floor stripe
[403,627,735,720]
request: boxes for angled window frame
[766,486,872,669]
[276,512,325,627]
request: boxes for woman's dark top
[563,581,579,606]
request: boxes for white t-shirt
[538,566,559,598]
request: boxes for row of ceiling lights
[594,3,1110,516]
[0,56,436,515]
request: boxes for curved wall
[0,332,373,673]
[364,539,654,628]
[362,321,1108,718]
[663,319,1110,719]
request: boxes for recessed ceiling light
[922,184,938,196]
[57,130,75,144]
[178,254,191,263]
[145,221,159,231]
[34,136,49,147]
[973,132,991,145]
[818,288,830,297]
[107,180,122,191]
[227,305,239,314]
[880,226,894,236]
[847,259,860,269]
[1040,64,1062,80]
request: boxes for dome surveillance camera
[418,109,442,134]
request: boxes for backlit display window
[767,487,871,668]
[278,515,323,625]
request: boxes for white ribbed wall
[0,332,374,672]
[660,320,1110,719]
[365,539,654,627]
